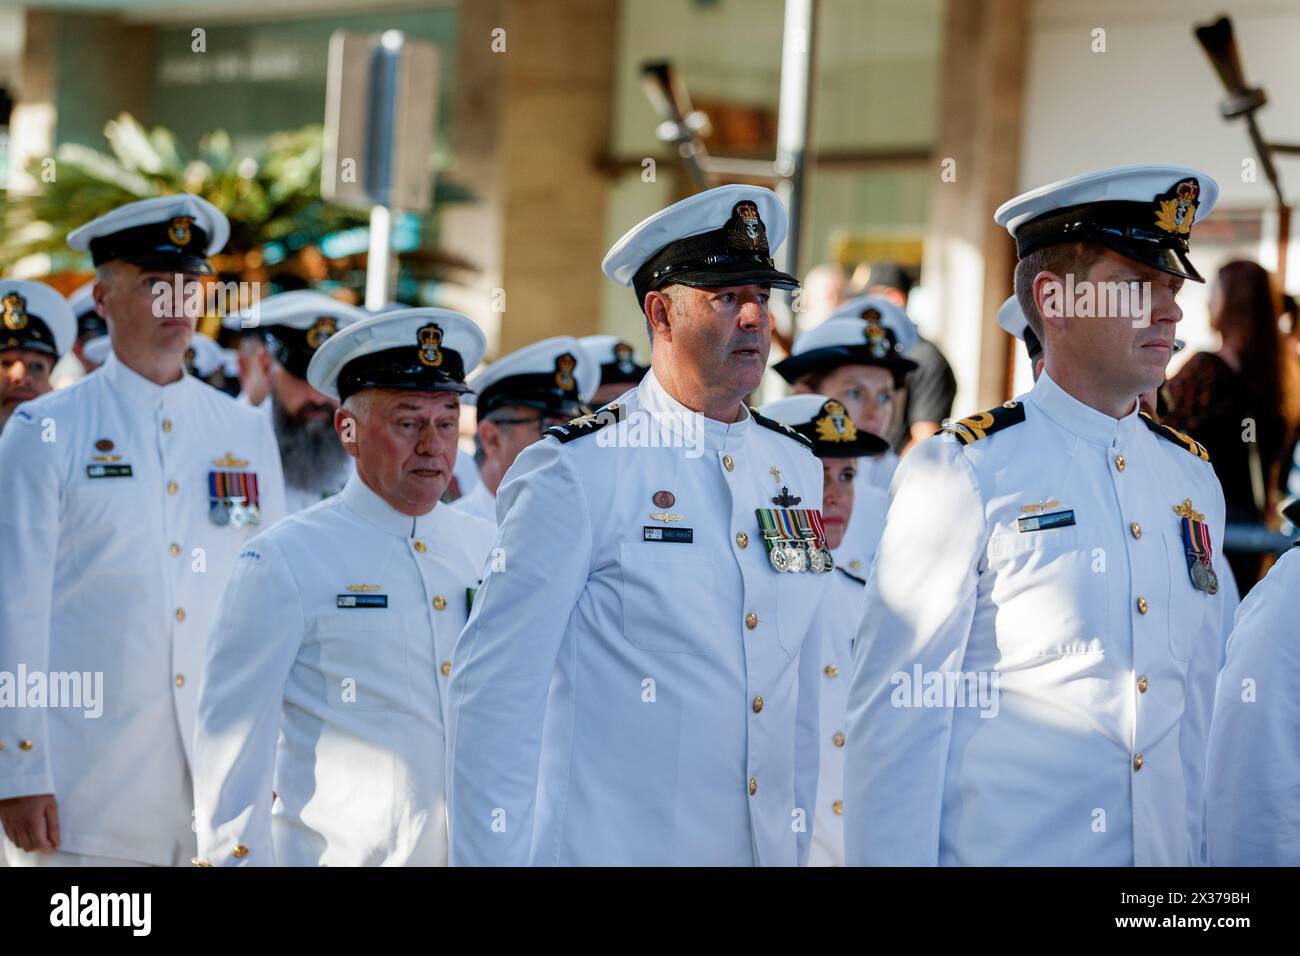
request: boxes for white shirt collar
[638,366,752,453]
[339,473,440,539]
[102,350,193,405]
[1028,370,1141,448]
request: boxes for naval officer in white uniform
[193,309,496,866]
[758,393,887,867]
[0,195,285,866]
[452,335,598,525]
[1205,544,1300,866]
[0,280,75,434]
[774,300,918,578]
[449,185,830,867]
[236,291,368,514]
[844,166,1236,867]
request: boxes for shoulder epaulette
[1139,412,1210,461]
[836,566,867,587]
[749,406,815,452]
[544,403,621,444]
[940,400,1026,446]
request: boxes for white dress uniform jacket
[448,369,828,866]
[808,566,868,867]
[451,479,496,524]
[0,353,284,865]
[1206,546,1300,865]
[193,476,495,866]
[845,372,1232,866]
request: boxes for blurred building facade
[2,0,1299,408]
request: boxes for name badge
[336,594,388,608]
[87,464,133,479]
[1017,509,1076,533]
[643,526,694,544]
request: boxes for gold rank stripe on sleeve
[940,400,1026,445]
[1139,412,1210,461]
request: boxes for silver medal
[209,499,229,526]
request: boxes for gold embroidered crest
[417,323,444,368]
[725,201,767,252]
[814,399,859,443]
[168,216,194,246]
[1153,179,1199,235]
[2,292,28,331]
[306,316,337,350]
[555,352,577,391]
[863,310,891,359]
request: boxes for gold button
[1130,522,1142,540]
[1114,454,1126,472]
[167,480,178,495]
[748,778,758,796]
[0,740,5,752]
[232,845,249,859]
[175,607,186,622]
[723,454,735,472]
[736,531,748,549]
[169,542,181,557]
[433,595,446,611]
[19,740,33,752]
[832,731,845,748]
[441,660,451,677]
[162,418,173,433]
[752,695,764,713]
[413,540,427,554]
[824,664,839,678]
[745,611,758,630]
[1133,753,1144,772]
[849,560,862,571]
[1137,596,1148,615]
[1137,674,1149,694]
[191,857,213,867]
[832,799,844,816]
[175,673,185,688]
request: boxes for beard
[272,391,351,491]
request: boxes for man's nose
[738,298,768,331]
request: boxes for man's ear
[645,290,673,341]
[335,406,360,457]
[478,419,502,457]
[1032,270,1068,335]
[257,347,273,380]
[91,276,112,320]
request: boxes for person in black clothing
[1165,259,1300,593]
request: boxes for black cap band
[89,217,213,276]
[1015,178,1206,282]
[631,200,800,305]
[336,346,470,404]
[263,317,341,380]
[2,313,59,357]
[788,401,890,458]
[478,372,587,420]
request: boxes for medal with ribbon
[755,507,833,574]
[209,452,262,528]
[1173,498,1218,595]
